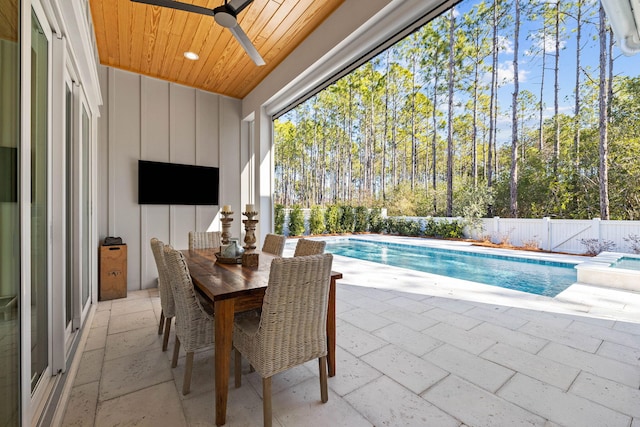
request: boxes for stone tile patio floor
[61,239,640,426]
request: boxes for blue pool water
[613,257,640,271]
[325,239,577,297]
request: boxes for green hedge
[274,204,285,235]
[288,205,305,236]
[310,205,325,235]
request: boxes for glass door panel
[81,105,90,307]
[30,9,49,392]
[65,84,72,329]
[0,0,22,424]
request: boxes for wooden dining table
[181,248,342,426]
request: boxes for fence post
[592,217,601,241]
[542,217,551,251]
[492,217,500,243]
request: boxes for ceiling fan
[131,0,266,66]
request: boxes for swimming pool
[325,239,577,297]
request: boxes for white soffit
[602,0,640,56]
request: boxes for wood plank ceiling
[89,0,344,99]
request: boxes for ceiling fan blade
[228,0,253,14]
[228,24,265,66]
[130,0,214,17]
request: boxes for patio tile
[384,296,432,313]
[61,381,99,426]
[326,346,382,397]
[104,326,162,361]
[571,371,640,418]
[372,323,443,356]
[428,297,477,314]
[422,322,495,355]
[567,319,640,350]
[84,326,108,352]
[336,319,388,357]
[422,375,546,426]
[99,348,173,401]
[91,310,110,329]
[378,308,439,331]
[426,344,514,392]
[498,374,632,427]
[361,345,448,394]
[613,320,640,336]
[340,308,394,332]
[506,307,574,329]
[470,322,548,354]
[345,375,459,427]
[596,341,640,366]
[480,343,579,390]
[110,297,154,317]
[95,381,187,427]
[463,306,528,330]
[107,309,158,335]
[183,383,275,427]
[539,342,640,388]
[246,363,315,398]
[273,377,371,427]
[422,307,483,330]
[345,294,393,314]
[96,300,112,312]
[171,348,215,397]
[518,321,602,353]
[74,349,104,386]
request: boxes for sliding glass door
[0,1,21,424]
[30,8,49,393]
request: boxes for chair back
[188,231,221,250]
[261,233,286,257]
[293,238,326,257]
[163,245,214,351]
[150,238,175,317]
[257,254,333,376]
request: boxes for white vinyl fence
[468,217,640,254]
[280,209,640,255]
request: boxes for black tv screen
[138,160,219,205]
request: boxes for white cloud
[496,61,530,85]
[526,32,567,56]
[497,36,514,54]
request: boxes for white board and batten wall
[98,66,243,290]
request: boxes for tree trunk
[598,5,610,220]
[446,8,456,216]
[510,0,520,218]
[553,0,560,173]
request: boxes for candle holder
[242,211,259,251]
[220,210,234,245]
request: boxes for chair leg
[263,377,272,427]
[158,310,165,335]
[183,351,194,395]
[171,336,180,368]
[319,356,328,403]
[162,317,172,352]
[234,347,242,388]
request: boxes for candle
[245,204,255,212]
[222,205,231,212]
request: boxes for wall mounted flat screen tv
[138,160,219,205]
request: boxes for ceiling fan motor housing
[214,6,238,28]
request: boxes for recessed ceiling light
[184,51,199,60]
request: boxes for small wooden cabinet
[99,244,127,301]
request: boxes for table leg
[327,278,336,377]
[215,299,235,426]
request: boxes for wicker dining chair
[188,231,221,250]
[150,238,174,352]
[233,254,333,427]
[261,233,286,257]
[163,245,215,395]
[293,238,326,257]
